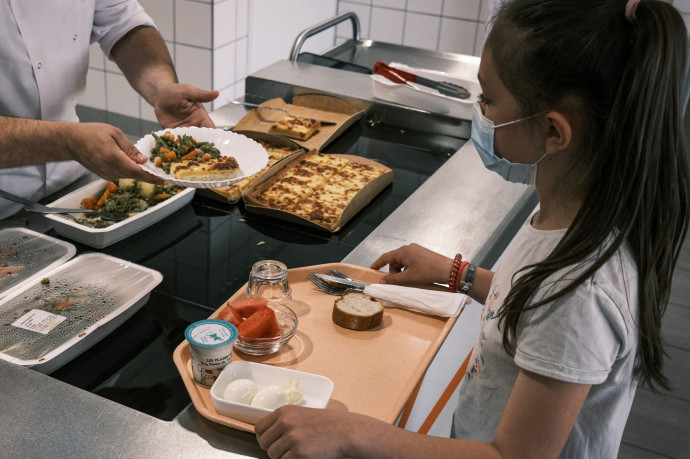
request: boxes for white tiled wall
[79,0,688,128]
[336,0,493,56]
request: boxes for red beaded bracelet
[449,254,468,292]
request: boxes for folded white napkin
[362,283,467,318]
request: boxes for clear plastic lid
[0,252,162,367]
[0,228,76,300]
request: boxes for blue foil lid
[185,319,238,348]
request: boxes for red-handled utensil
[373,61,470,99]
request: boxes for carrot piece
[82,197,98,210]
[181,149,200,161]
[106,181,118,193]
[54,299,75,311]
[96,188,112,208]
[227,297,269,319]
[238,306,276,339]
[160,147,177,162]
[218,305,242,327]
[154,193,171,200]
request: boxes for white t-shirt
[452,220,639,458]
[0,0,154,219]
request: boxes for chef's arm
[110,26,218,128]
[0,116,162,183]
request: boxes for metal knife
[314,273,367,289]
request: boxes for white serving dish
[0,227,76,300]
[44,179,195,248]
[0,252,162,374]
[210,361,334,424]
[136,127,269,188]
[371,59,481,120]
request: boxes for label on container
[12,309,66,335]
[185,320,238,387]
[187,321,236,347]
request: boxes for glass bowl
[233,302,298,356]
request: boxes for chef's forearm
[0,116,73,167]
[110,25,178,107]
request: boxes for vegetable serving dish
[45,178,195,248]
[0,252,162,374]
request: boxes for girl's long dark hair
[489,0,689,391]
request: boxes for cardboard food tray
[242,150,394,233]
[172,263,460,433]
[196,130,306,204]
[231,95,364,152]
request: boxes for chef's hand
[69,122,164,184]
[153,82,219,129]
[256,405,391,459]
[370,243,453,287]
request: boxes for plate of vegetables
[136,127,269,188]
[45,178,195,248]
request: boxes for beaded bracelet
[449,254,468,292]
[448,254,463,291]
[459,263,477,294]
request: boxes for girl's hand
[370,243,454,287]
[255,405,358,458]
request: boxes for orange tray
[173,263,460,433]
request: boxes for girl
[255,0,689,457]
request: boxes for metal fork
[307,272,360,295]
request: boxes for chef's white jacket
[0,0,154,219]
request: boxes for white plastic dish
[0,227,76,300]
[371,59,481,121]
[45,179,195,248]
[136,127,269,188]
[210,361,334,424]
[0,252,162,374]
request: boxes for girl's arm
[255,370,591,458]
[370,243,494,304]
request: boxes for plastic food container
[185,319,238,387]
[210,361,334,424]
[0,252,162,374]
[0,227,76,300]
[44,179,196,248]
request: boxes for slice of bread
[332,292,383,331]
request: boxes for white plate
[0,253,162,374]
[45,179,195,249]
[136,127,269,188]
[210,361,334,424]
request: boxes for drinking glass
[246,260,292,304]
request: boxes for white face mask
[471,102,547,186]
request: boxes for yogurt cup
[185,319,238,387]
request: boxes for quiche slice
[210,142,298,203]
[269,116,321,141]
[171,156,240,181]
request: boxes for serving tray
[173,262,461,433]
